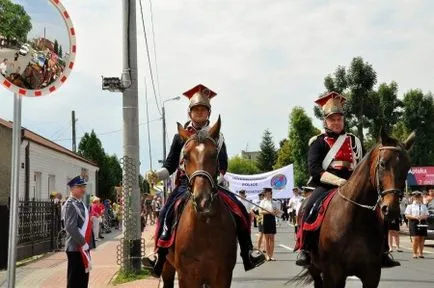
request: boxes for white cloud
[1,0,434,174]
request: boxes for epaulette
[347,132,360,140]
[308,134,321,146]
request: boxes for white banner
[224,165,294,201]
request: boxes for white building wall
[18,141,98,205]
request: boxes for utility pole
[121,0,141,273]
[101,0,141,273]
[72,110,76,153]
[162,105,166,201]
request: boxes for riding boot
[238,229,266,271]
[295,250,311,267]
[142,248,168,278]
[382,252,400,268]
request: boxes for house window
[48,175,56,197]
[33,172,42,200]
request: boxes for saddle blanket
[156,190,249,249]
[294,189,336,251]
[303,189,336,231]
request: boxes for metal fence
[16,200,62,262]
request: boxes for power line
[54,118,161,141]
[50,121,71,140]
[148,0,162,107]
[139,0,162,115]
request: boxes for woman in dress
[405,191,429,258]
[260,188,280,261]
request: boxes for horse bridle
[375,146,404,197]
[183,135,219,202]
[338,145,404,211]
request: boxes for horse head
[177,116,221,215]
[370,129,415,220]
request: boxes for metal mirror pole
[7,93,22,287]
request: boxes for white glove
[82,243,89,251]
[320,171,347,187]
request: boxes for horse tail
[286,269,314,286]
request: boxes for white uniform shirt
[259,199,273,212]
[288,195,304,214]
[0,62,7,75]
[295,197,305,216]
[405,202,429,218]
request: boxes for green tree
[256,129,277,172]
[58,45,63,58]
[78,131,122,200]
[53,39,59,54]
[319,57,377,144]
[401,90,434,165]
[228,156,260,175]
[273,139,292,169]
[369,82,402,138]
[0,0,32,42]
[288,107,320,186]
[392,121,409,143]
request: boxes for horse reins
[338,145,403,211]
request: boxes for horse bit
[338,145,403,211]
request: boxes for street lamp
[162,96,181,202]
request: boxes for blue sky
[14,0,69,49]
[1,0,434,174]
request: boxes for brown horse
[295,130,415,288]
[161,116,237,288]
[6,73,31,89]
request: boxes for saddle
[303,189,336,232]
[294,189,336,252]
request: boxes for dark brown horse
[6,73,31,89]
[295,130,415,288]
[161,116,237,288]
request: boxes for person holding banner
[260,188,280,261]
[64,176,95,288]
[295,91,399,268]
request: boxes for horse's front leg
[308,266,323,288]
[177,273,202,288]
[161,261,176,288]
[322,268,346,288]
[359,265,381,288]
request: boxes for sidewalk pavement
[0,225,160,288]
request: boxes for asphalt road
[161,222,434,287]
[230,223,434,288]
[0,47,32,76]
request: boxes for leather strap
[322,134,346,170]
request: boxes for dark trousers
[302,186,328,223]
[67,251,89,288]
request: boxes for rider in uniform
[295,91,400,268]
[143,84,265,277]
